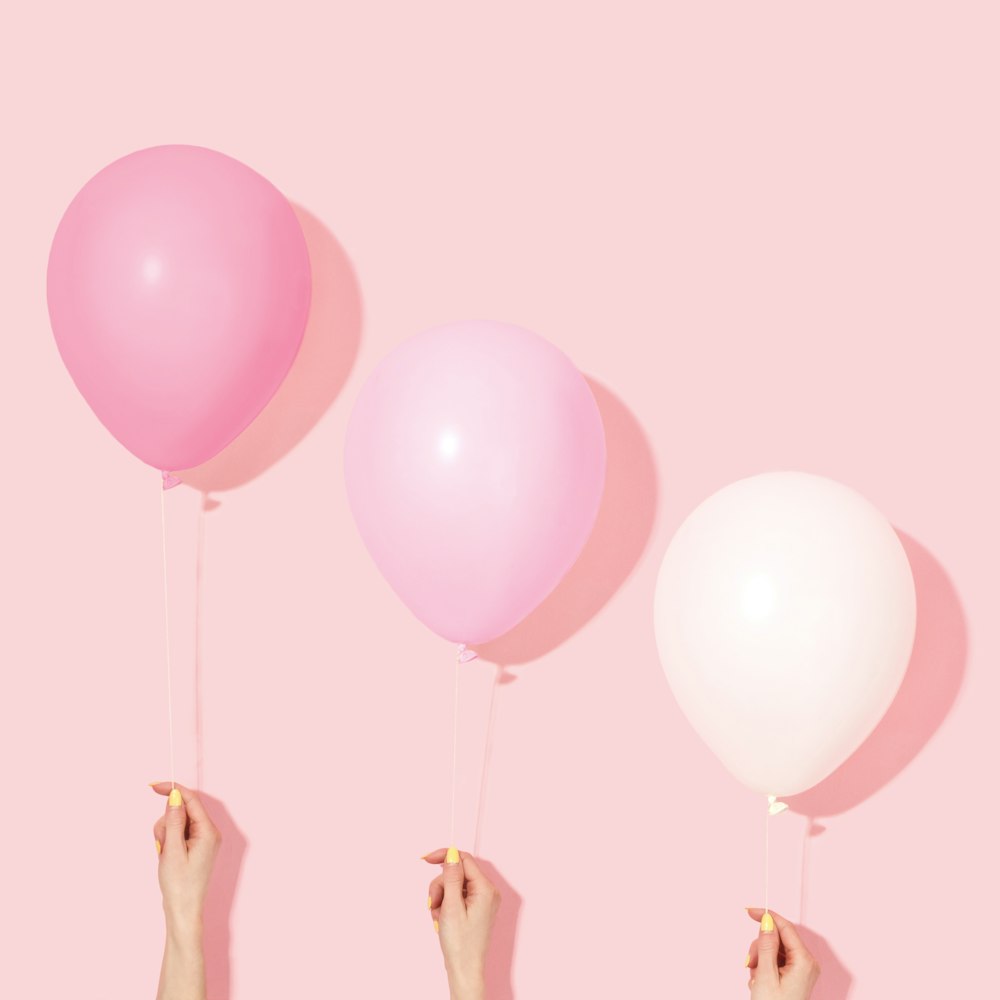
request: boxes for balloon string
[764,796,770,916]
[159,482,176,791]
[448,650,461,847]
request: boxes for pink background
[1,2,996,997]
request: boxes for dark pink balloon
[47,145,311,472]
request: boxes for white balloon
[654,472,916,797]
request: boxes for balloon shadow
[797,924,853,1000]
[477,857,522,1000]
[466,387,654,996]
[784,535,957,999]
[787,533,967,818]
[178,205,362,493]
[477,379,658,666]
[199,792,248,1000]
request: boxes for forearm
[156,917,206,1000]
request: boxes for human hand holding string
[745,908,820,999]
[424,847,501,1000]
[150,782,221,1000]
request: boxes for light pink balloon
[47,145,311,473]
[344,322,606,646]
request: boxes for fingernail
[744,953,750,967]
[427,895,432,910]
[433,920,439,934]
[155,840,161,855]
[168,788,183,808]
[760,912,775,933]
[445,846,460,864]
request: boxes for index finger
[746,908,807,957]
[455,851,490,890]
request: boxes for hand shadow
[177,205,362,494]
[477,379,657,666]
[797,924,852,1000]
[476,858,522,1000]
[198,793,248,1000]
[787,532,967,818]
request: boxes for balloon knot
[161,472,181,490]
[457,644,478,663]
[767,794,789,816]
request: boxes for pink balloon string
[448,644,478,845]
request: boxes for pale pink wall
[1,3,996,998]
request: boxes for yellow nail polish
[760,912,775,933]
[433,920,439,934]
[168,788,183,808]
[155,840,161,855]
[445,846,460,864]
[744,953,750,967]
[427,895,432,909]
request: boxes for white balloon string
[449,649,461,847]
[159,482,176,791]
[762,793,789,912]
[764,796,770,915]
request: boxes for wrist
[447,967,485,1000]
[164,911,204,949]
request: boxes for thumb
[440,846,465,914]
[163,788,188,854]
[755,912,780,988]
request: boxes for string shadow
[478,379,657,667]
[788,532,966,818]
[178,204,362,494]
[473,664,506,858]
[467,666,521,996]
[199,793,248,1000]
[194,497,210,791]
[477,858,522,1000]
[188,502,247,999]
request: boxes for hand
[424,848,501,1000]
[151,782,222,930]
[745,908,820,999]
[150,783,220,1000]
